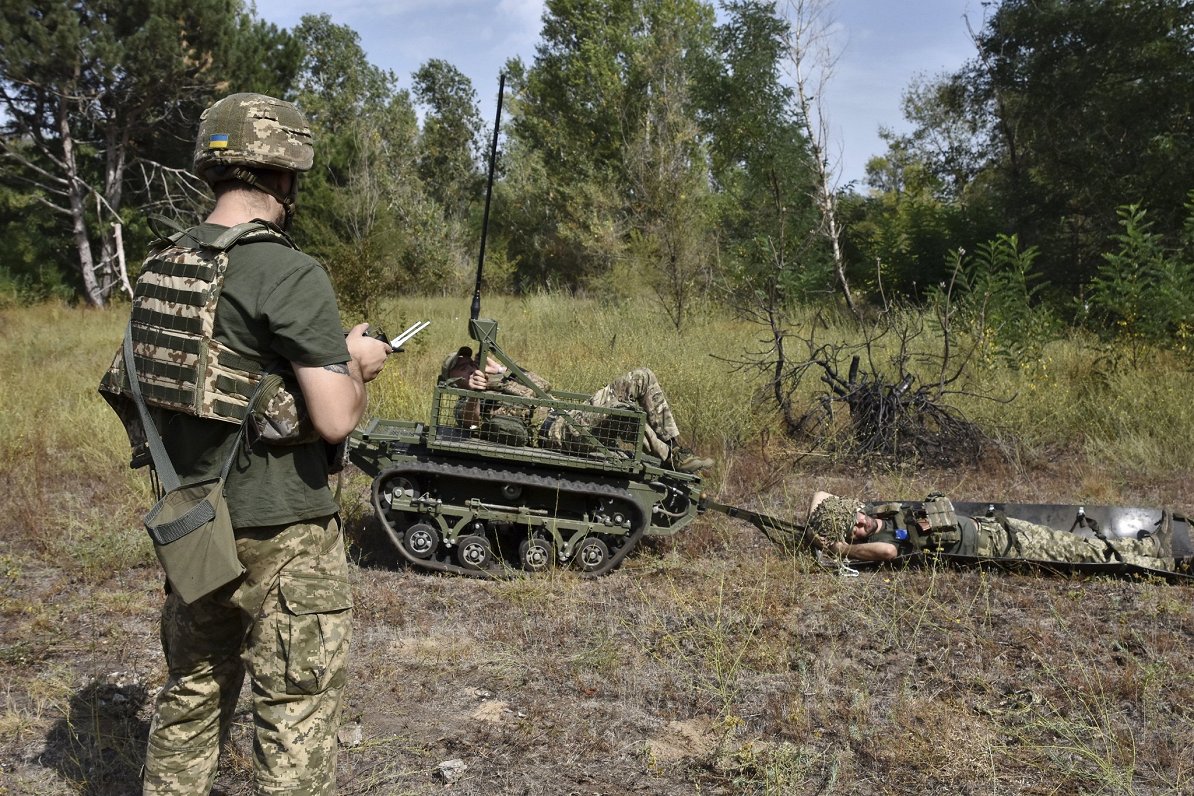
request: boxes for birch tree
[0,1,298,306]
[778,0,856,313]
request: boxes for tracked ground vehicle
[344,76,798,577]
[346,318,781,577]
[345,76,1191,582]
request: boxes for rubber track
[371,458,648,579]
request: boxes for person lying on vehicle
[440,346,712,474]
[805,490,1175,571]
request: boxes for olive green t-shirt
[154,223,350,528]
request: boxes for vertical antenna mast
[471,73,506,325]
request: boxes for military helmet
[806,494,865,542]
[193,93,314,184]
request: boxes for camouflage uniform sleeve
[497,368,552,397]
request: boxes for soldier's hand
[346,322,391,383]
[466,367,489,391]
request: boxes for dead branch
[781,307,1014,468]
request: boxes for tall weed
[1087,199,1194,365]
[934,233,1056,367]
[4,292,1194,528]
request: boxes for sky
[250,0,983,187]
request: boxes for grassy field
[1,297,1193,794]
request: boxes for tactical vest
[920,513,980,556]
[882,494,980,556]
[99,222,299,460]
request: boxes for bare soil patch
[2,452,1193,794]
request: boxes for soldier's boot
[667,444,714,474]
[1149,510,1175,559]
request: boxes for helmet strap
[227,166,297,230]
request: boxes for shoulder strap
[210,219,297,251]
[123,330,181,492]
[157,220,297,256]
[145,214,187,247]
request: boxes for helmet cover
[807,495,865,542]
[193,93,313,184]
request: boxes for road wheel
[574,537,609,573]
[456,534,493,570]
[519,535,555,573]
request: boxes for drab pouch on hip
[144,477,245,604]
[250,374,320,446]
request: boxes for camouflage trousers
[143,515,353,795]
[543,367,680,459]
[975,516,1171,570]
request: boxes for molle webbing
[121,221,292,424]
[914,495,979,556]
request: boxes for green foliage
[937,233,1055,366]
[507,0,662,291]
[0,180,78,306]
[696,0,825,308]
[857,0,1194,315]
[493,135,629,293]
[1,0,827,313]
[503,0,805,304]
[624,0,717,327]
[947,0,1192,289]
[412,59,484,221]
[877,74,986,201]
[518,0,642,184]
[0,0,302,305]
[1086,200,1194,361]
[842,178,966,302]
[290,14,457,315]
[4,0,1191,335]
[846,120,1005,303]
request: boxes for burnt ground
[2,452,1194,795]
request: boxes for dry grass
[1,298,1193,794]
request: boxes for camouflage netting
[807,495,864,542]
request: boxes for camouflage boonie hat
[193,93,314,184]
[807,495,865,542]
[440,346,473,384]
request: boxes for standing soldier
[101,93,391,794]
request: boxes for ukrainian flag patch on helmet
[208,134,229,149]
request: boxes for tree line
[2,0,1191,351]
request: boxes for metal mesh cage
[430,386,647,466]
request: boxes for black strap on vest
[1066,508,1118,562]
[146,214,187,247]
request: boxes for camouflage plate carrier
[99,221,309,466]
